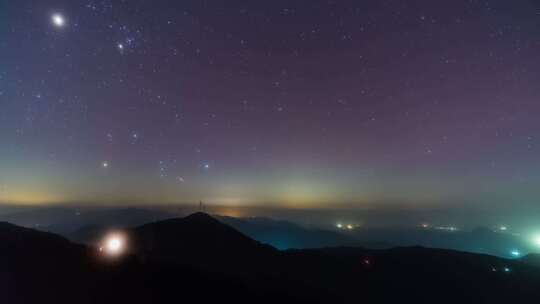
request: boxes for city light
[510,250,521,257]
[336,223,357,230]
[434,226,458,232]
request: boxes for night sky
[1,1,540,221]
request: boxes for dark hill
[127,212,321,303]
[0,219,297,304]
[129,212,279,274]
[521,253,540,268]
[0,222,92,303]
[2,214,540,304]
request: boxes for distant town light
[510,250,521,257]
[336,223,357,230]
[500,226,508,231]
[435,226,458,232]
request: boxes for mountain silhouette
[129,212,279,274]
[4,207,534,258]
[0,222,92,303]
[216,215,390,249]
[521,253,540,268]
[3,213,540,304]
[0,207,175,235]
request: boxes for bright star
[102,161,109,168]
[51,13,65,27]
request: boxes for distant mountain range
[2,212,540,303]
[1,207,536,258]
[0,207,174,233]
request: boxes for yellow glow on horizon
[0,191,67,205]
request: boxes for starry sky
[1,1,540,219]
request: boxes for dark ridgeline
[521,253,540,268]
[10,207,529,256]
[130,212,279,273]
[2,213,540,304]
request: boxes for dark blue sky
[1,1,539,223]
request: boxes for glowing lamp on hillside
[99,233,127,256]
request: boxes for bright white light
[500,226,508,231]
[336,223,343,229]
[52,14,65,27]
[118,43,124,50]
[503,267,511,273]
[102,234,125,256]
[102,161,109,168]
[107,238,122,252]
[533,235,540,247]
[346,224,354,230]
[511,250,521,257]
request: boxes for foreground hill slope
[2,213,540,304]
[129,212,279,274]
